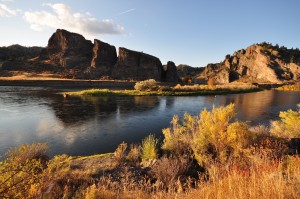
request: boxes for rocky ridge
[198,42,300,84]
[0,29,179,82]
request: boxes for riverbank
[63,85,262,97]
[1,104,299,198]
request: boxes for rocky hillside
[0,29,180,82]
[198,42,300,84]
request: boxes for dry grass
[277,83,300,91]
[0,71,70,81]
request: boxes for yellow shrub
[0,143,48,198]
[141,134,159,162]
[270,104,300,138]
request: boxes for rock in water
[112,47,164,81]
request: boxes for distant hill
[0,44,43,60]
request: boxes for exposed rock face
[176,64,204,79]
[202,43,300,84]
[112,48,164,81]
[163,61,180,82]
[90,39,117,76]
[40,29,93,69]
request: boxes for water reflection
[0,87,299,159]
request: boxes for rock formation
[39,29,93,69]
[112,47,164,81]
[90,39,117,77]
[200,42,300,84]
[163,61,180,82]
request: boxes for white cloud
[23,3,124,37]
[0,3,17,17]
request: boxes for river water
[0,86,299,158]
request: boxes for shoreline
[0,79,136,88]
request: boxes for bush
[162,104,253,166]
[134,79,158,91]
[151,156,191,188]
[0,143,48,198]
[141,134,159,162]
[270,104,300,138]
[126,144,141,164]
[114,142,128,164]
[162,114,193,156]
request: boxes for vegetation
[134,79,158,91]
[270,104,300,138]
[141,134,159,163]
[259,42,300,65]
[64,81,261,97]
[276,83,300,91]
[1,104,300,198]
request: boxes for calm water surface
[0,86,299,158]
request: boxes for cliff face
[91,39,117,76]
[40,29,94,69]
[202,43,300,84]
[0,29,179,82]
[112,48,164,81]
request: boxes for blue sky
[0,0,299,67]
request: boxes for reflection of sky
[0,87,300,159]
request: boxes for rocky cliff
[39,29,94,69]
[111,47,164,81]
[0,29,179,82]
[90,39,117,77]
[200,42,300,84]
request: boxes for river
[0,86,299,158]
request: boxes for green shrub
[141,134,159,162]
[134,79,158,91]
[270,104,300,138]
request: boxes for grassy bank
[1,104,300,198]
[63,83,262,97]
[276,83,300,91]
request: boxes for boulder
[112,47,163,81]
[90,39,117,77]
[39,29,93,69]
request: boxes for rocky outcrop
[163,61,180,82]
[201,43,300,84]
[112,48,164,81]
[176,64,204,79]
[0,29,184,82]
[39,29,93,69]
[90,39,117,77]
